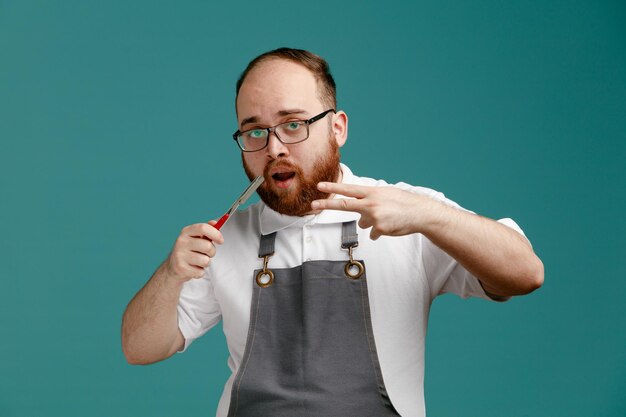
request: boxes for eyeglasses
[233,109,336,152]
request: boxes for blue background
[1,1,624,416]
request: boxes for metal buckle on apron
[256,232,276,288]
[255,254,275,287]
[344,244,365,279]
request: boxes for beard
[242,137,341,216]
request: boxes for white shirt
[177,164,523,417]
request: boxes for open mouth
[268,168,297,189]
[271,171,296,181]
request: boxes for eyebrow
[240,109,308,129]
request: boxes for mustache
[263,159,302,178]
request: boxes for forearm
[421,201,544,297]
[122,261,185,364]
[312,181,544,296]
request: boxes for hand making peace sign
[311,182,445,240]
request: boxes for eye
[246,129,266,139]
[286,121,304,131]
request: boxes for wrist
[417,197,456,237]
[158,260,188,291]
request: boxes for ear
[331,111,348,147]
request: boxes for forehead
[236,59,322,123]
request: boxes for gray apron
[227,221,400,417]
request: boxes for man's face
[236,59,346,216]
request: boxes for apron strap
[256,232,277,288]
[341,221,364,279]
[258,232,277,258]
[341,220,359,249]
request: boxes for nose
[266,130,289,159]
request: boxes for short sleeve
[421,216,526,302]
[176,269,222,352]
[412,185,524,302]
[420,231,492,300]
[497,217,531,246]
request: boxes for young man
[122,48,544,417]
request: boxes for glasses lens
[239,129,267,151]
[276,121,308,143]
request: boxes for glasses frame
[233,109,336,152]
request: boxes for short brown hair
[236,47,337,109]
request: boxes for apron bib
[227,221,399,417]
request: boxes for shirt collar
[259,163,361,235]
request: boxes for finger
[188,251,211,269]
[357,217,371,230]
[370,229,381,241]
[189,238,216,257]
[176,258,205,279]
[311,198,364,213]
[187,223,224,244]
[201,220,222,243]
[317,182,370,199]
